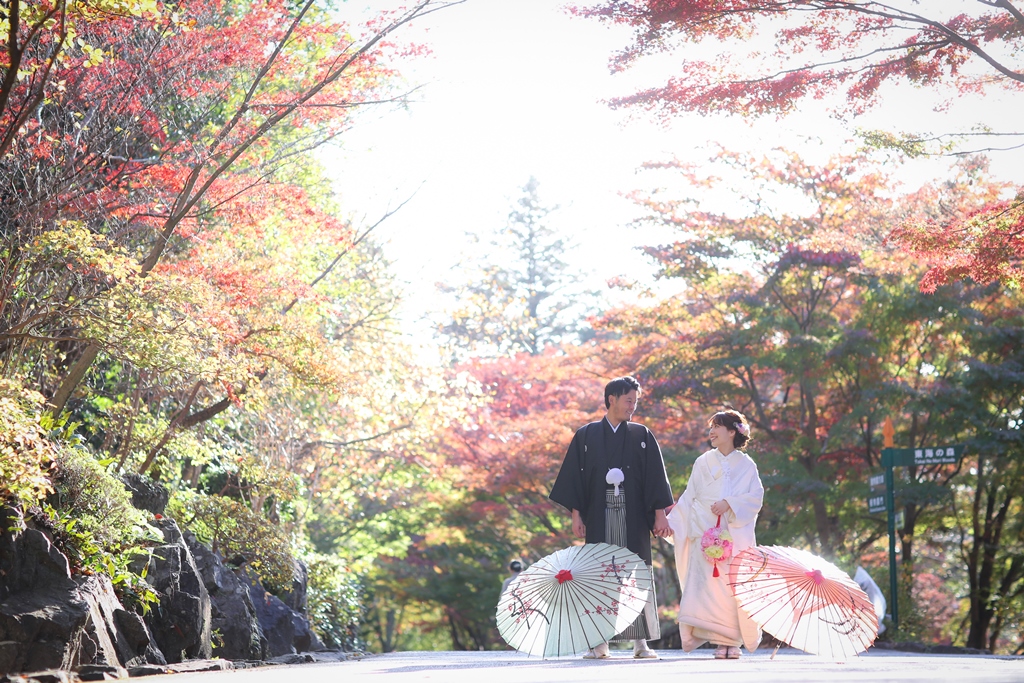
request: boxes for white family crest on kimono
[667,447,765,652]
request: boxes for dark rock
[163,659,232,673]
[141,520,211,663]
[0,572,159,674]
[244,578,321,657]
[276,560,308,614]
[245,580,296,658]
[75,575,157,670]
[0,510,72,603]
[0,509,166,677]
[180,531,266,661]
[125,665,165,677]
[0,642,19,674]
[298,611,324,653]
[123,659,233,678]
[0,516,161,676]
[76,663,127,680]
[0,576,77,671]
[227,660,267,669]
[268,653,314,665]
[109,614,145,659]
[118,476,168,517]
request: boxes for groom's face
[609,390,639,421]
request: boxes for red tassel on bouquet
[702,514,733,579]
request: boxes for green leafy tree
[945,304,1024,650]
[599,150,1024,650]
[0,1,457,659]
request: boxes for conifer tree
[438,177,594,358]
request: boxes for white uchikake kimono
[667,448,764,652]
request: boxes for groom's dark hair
[604,376,641,408]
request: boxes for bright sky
[325,0,1023,343]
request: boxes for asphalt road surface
[165,648,1023,683]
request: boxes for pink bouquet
[701,515,733,577]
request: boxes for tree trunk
[966,481,1000,649]
[966,593,994,650]
[382,608,397,652]
[48,342,100,416]
[447,609,466,650]
[900,503,917,566]
[812,496,831,554]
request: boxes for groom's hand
[572,509,586,538]
[652,509,671,538]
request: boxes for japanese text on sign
[883,444,963,468]
[913,447,960,465]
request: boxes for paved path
[166,648,1023,683]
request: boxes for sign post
[881,418,898,630]
[876,417,964,632]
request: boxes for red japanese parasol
[496,543,651,657]
[729,545,878,660]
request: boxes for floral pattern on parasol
[729,545,878,660]
[496,542,652,658]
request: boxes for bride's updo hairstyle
[709,409,751,449]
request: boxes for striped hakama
[605,488,660,642]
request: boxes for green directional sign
[882,444,964,468]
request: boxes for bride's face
[708,422,735,451]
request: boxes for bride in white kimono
[667,410,764,659]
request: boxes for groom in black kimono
[549,376,674,659]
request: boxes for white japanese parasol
[729,545,878,660]
[496,542,652,657]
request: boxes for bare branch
[282,192,419,314]
[310,422,416,450]
[981,0,1024,27]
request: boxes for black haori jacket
[549,418,674,564]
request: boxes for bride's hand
[710,499,731,516]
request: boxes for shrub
[46,448,161,612]
[0,379,57,507]
[305,551,363,650]
[168,489,295,591]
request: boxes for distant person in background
[667,409,764,660]
[854,566,887,635]
[500,560,523,596]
